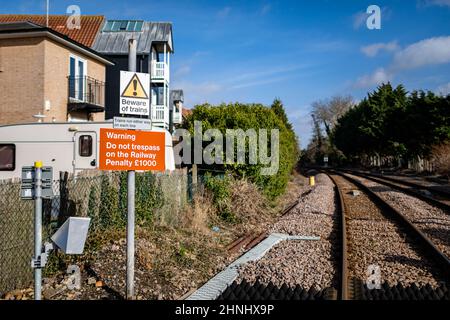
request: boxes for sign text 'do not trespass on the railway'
[119,71,150,116]
[99,128,165,171]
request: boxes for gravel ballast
[337,173,446,288]
[347,174,450,259]
[237,173,339,290]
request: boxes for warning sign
[99,128,165,171]
[120,71,150,116]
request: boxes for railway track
[340,171,450,259]
[342,169,450,212]
[197,171,450,300]
[328,170,449,300]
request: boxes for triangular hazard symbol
[121,74,149,99]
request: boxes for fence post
[192,164,198,198]
[58,171,69,226]
[33,161,43,300]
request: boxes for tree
[312,95,354,137]
[331,83,450,167]
[307,95,354,165]
[271,98,293,131]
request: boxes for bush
[135,172,164,225]
[183,101,299,199]
[203,173,234,222]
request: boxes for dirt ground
[1,172,308,300]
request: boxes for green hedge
[183,101,299,199]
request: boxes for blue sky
[2,0,450,147]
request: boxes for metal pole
[34,161,43,300]
[126,39,137,300]
[46,0,49,27]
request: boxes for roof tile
[0,15,104,47]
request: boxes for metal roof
[170,90,184,102]
[92,21,173,54]
[0,15,105,47]
[169,90,184,112]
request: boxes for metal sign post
[22,163,53,300]
[126,38,137,300]
[33,161,43,300]
[22,163,90,300]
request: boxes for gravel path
[237,173,339,291]
[347,173,450,259]
[336,174,445,288]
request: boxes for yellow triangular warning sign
[121,74,149,99]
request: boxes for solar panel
[103,20,144,32]
[103,21,113,32]
[134,21,143,31]
[111,21,120,31]
[119,20,128,30]
[127,21,136,31]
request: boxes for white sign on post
[119,71,150,116]
[113,117,152,130]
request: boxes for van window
[79,135,93,157]
[0,144,15,171]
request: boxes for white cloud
[228,65,307,83]
[361,41,399,57]
[171,80,223,106]
[355,36,450,88]
[230,77,288,90]
[436,82,450,95]
[173,65,191,79]
[355,68,392,88]
[392,36,450,70]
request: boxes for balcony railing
[151,62,168,81]
[173,111,182,124]
[151,104,169,125]
[68,76,105,111]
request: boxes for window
[69,55,87,101]
[79,135,93,157]
[0,144,15,171]
[152,86,165,106]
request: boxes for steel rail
[326,173,349,301]
[342,169,450,213]
[331,170,450,281]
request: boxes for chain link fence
[0,169,189,296]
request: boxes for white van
[0,121,175,180]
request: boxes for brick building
[0,18,113,125]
